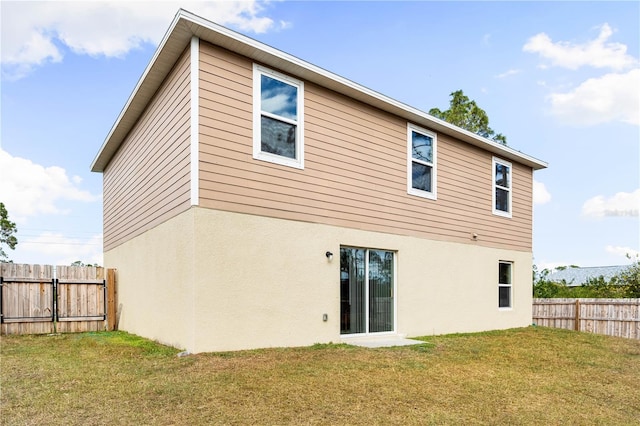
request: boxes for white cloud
[523,23,638,71]
[495,69,521,79]
[533,180,551,205]
[0,149,100,222]
[279,20,293,31]
[582,189,640,218]
[1,1,288,79]
[524,24,639,127]
[19,232,104,266]
[605,245,639,260]
[547,69,640,126]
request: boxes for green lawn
[1,327,639,425]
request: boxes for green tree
[429,90,507,145]
[71,261,99,267]
[533,267,574,298]
[0,202,18,261]
[534,260,640,299]
[578,275,628,298]
[615,257,640,298]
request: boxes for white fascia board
[179,10,547,170]
[190,36,199,206]
[91,9,548,173]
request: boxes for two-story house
[91,10,547,353]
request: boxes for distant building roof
[547,265,630,286]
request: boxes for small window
[253,64,304,169]
[407,124,437,199]
[493,157,512,217]
[498,261,512,308]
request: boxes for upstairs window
[253,65,304,169]
[407,124,437,200]
[493,157,512,217]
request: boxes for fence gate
[1,263,116,335]
[55,265,107,333]
[0,263,55,334]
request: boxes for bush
[533,259,639,298]
[617,257,640,297]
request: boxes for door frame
[339,246,397,336]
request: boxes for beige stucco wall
[105,207,532,353]
[105,210,197,350]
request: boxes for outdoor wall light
[325,251,333,261]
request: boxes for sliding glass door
[340,247,394,335]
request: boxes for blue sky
[1,1,638,269]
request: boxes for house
[547,265,630,287]
[91,10,547,353]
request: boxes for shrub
[534,258,640,298]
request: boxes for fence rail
[533,298,640,339]
[1,263,117,335]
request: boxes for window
[493,157,512,217]
[253,64,304,169]
[498,261,512,308]
[407,124,437,199]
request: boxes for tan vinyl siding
[103,47,192,251]
[198,42,533,251]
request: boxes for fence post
[52,278,57,333]
[574,299,580,331]
[0,276,3,325]
[106,269,117,331]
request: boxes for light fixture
[325,251,333,261]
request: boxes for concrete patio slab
[341,335,426,348]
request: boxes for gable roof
[91,9,548,173]
[547,265,631,286]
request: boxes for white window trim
[253,64,304,169]
[492,157,512,218]
[189,36,200,206]
[498,261,513,310]
[407,123,437,200]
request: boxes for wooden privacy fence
[532,298,640,339]
[0,263,117,335]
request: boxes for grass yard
[1,327,639,425]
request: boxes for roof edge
[91,9,190,172]
[91,9,547,173]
